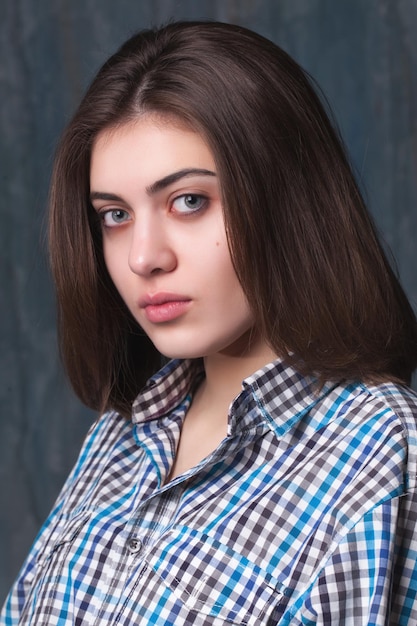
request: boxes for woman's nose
[128,222,177,276]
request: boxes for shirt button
[127,537,142,554]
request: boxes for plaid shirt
[2,358,417,625]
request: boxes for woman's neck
[165,330,277,482]
[199,330,277,419]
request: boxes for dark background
[1,0,416,602]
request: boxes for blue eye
[172,194,207,214]
[101,209,130,227]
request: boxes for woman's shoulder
[363,380,417,469]
[58,410,136,498]
[330,379,417,493]
[362,380,417,430]
[321,377,417,431]
[79,408,136,458]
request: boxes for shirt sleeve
[0,503,66,624]
[297,495,417,625]
[0,416,102,625]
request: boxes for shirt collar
[131,358,204,424]
[132,358,338,436]
[235,359,338,438]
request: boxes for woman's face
[90,115,255,360]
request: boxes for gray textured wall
[1,0,416,602]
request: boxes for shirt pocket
[147,527,285,625]
[20,509,92,623]
[36,508,92,571]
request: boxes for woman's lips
[140,294,192,323]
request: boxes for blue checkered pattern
[2,358,417,624]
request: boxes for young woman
[2,21,417,625]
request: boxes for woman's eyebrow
[146,168,216,195]
[90,191,123,202]
[90,168,217,203]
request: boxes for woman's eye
[171,194,207,214]
[101,209,130,227]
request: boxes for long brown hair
[49,21,417,417]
